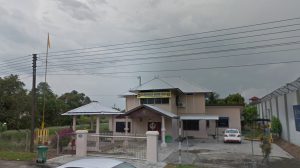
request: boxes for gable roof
[130,77,211,93]
[62,102,123,116]
[123,104,177,118]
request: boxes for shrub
[51,128,74,151]
[271,116,282,137]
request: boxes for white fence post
[146,131,159,163]
[76,130,88,157]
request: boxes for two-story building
[114,77,243,146]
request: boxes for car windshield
[113,162,136,168]
[225,129,238,133]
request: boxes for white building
[257,77,300,146]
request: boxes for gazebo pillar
[90,116,94,131]
[96,115,100,151]
[96,115,100,134]
[111,115,115,143]
[72,116,76,131]
[161,116,167,147]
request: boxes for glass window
[293,105,300,132]
[116,122,131,133]
[217,117,229,128]
[183,120,199,130]
[140,98,169,105]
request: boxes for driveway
[163,138,296,167]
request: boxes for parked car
[223,128,241,143]
[56,158,136,168]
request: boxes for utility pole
[30,54,37,152]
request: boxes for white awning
[180,115,219,120]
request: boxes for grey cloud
[56,0,98,21]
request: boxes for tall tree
[0,75,30,129]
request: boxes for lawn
[0,151,36,161]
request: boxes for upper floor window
[140,98,169,105]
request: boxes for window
[116,122,131,133]
[217,117,229,128]
[140,98,169,104]
[183,120,199,130]
[294,105,300,132]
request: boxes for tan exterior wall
[178,93,205,115]
[206,106,242,135]
[125,95,140,111]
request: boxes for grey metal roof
[144,105,177,118]
[130,77,211,93]
[180,115,219,120]
[124,104,177,118]
[261,77,300,101]
[62,102,123,116]
[119,92,137,97]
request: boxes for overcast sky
[1,0,300,109]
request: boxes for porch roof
[124,104,177,118]
[61,102,123,116]
[180,115,219,120]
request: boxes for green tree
[206,92,220,105]
[224,93,245,105]
[0,75,30,129]
[243,105,258,125]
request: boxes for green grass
[0,151,36,161]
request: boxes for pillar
[96,115,100,134]
[76,130,88,157]
[90,116,94,130]
[124,116,129,146]
[72,116,76,131]
[111,115,115,143]
[96,115,100,150]
[146,131,159,163]
[161,116,167,147]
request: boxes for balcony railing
[137,92,171,98]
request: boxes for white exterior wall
[258,90,300,146]
[271,98,277,118]
[277,94,288,141]
[286,91,300,146]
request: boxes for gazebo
[61,101,124,134]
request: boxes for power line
[40,23,300,59]
[39,47,300,73]
[44,32,300,65]
[44,40,300,67]
[37,16,300,55]
[43,59,300,75]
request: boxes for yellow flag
[47,33,50,48]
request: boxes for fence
[0,130,30,152]
[87,133,147,160]
[54,132,76,155]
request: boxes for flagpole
[42,33,50,129]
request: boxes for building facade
[115,77,243,146]
[257,77,300,146]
